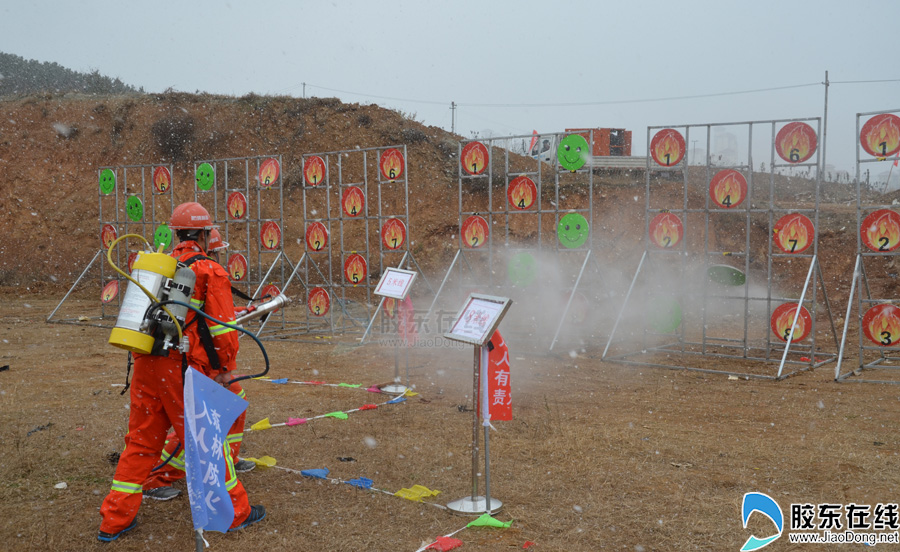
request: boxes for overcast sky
[1,0,897,174]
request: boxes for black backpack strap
[231,286,253,302]
[179,253,224,373]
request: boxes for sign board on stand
[372,267,419,393]
[443,294,513,516]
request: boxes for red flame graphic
[100,224,117,249]
[772,303,810,342]
[260,222,281,250]
[710,170,746,209]
[153,166,171,193]
[308,287,330,316]
[862,209,900,252]
[306,222,328,251]
[463,216,489,248]
[259,158,280,188]
[508,176,536,210]
[380,148,405,181]
[651,129,685,166]
[776,122,817,163]
[649,213,682,248]
[461,142,488,175]
[101,281,118,303]
[381,219,406,250]
[860,114,900,158]
[342,187,365,217]
[344,254,367,285]
[774,214,813,254]
[304,156,326,186]
[228,192,247,220]
[228,254,247,281]
[863,304,900,346]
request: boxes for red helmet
[208,228,229,252]
[169,202,217,230]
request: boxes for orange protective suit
[99,241,251,534]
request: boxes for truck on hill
[529,127,650,171]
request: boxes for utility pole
[822,71,829,177]
[691,140,698,166]
[451,102,456,135]
[302,82,306,99]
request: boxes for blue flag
[183,368,248,533]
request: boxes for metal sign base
[380,383,408,393]
[446,495,503,515]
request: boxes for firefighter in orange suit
[98,203,265,542]
[141,228,254,501]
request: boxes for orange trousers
[144,381,246,489]
[99,353,251,534]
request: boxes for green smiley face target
[558,213,590,249]
[557,134,590,171]
[195,162,214,191]
[99,168,116,195]
[154,223,173,250]
[508,252,537,287]
[126,196,143,222]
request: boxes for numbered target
[381,218,407,250]
[127,252,139,272]
[304,155,326,186]
[461,215,489,248]
[380,148,405,181]
[508,175,537,210]
[861,209,900,252]
[227,192,247,220]
[860,113,900,158]
[195,162,215,191]
[152,166,171,193]
[342,186,366,217]
[260,221,282,250]
[227,254,248,281]
[648,212,683,249]
[461,141,489,175]
[343,253,368,286]
[258,158,280,189]
[650,129,686,167]
[862,303,900,347]
[99,168,115,195]
[709,170,747,209]
[100,224,117,249]
[305,222,329,251]
[101,280,119,304]
[775,122,817,164]
[260,284,282,314]
[770,303,812,343]
[383,297,397,318]
[308,287,330,317]
[773,214,814,254]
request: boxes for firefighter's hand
[214,371,233,386]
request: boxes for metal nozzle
[233,294,292,325]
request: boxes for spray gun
[233,293,292,326]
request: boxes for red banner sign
[483,331,511,421]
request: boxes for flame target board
[381,218,407,250]
[773,214,814,254]
[461,215,489,248]
[100,224,117,249]
[861,209,900,252]
[508,175,537,210]
[770,303,812,343]
[342,186,366,217]
[227,192,248,220]
[383,297,397,318]
[862,303,900,347]
[650,129,686,167]
[344,254,368,285]
[152,166,171,193]
[308,287,330,316]
[304,156,326,186]
[258,158,280,189]
[709,170,747,209]
[260,221,282,250]
[101,280,119,303]
[227,253,248,281]
[127,252,138,272]
[860,113,900,158]
[648,212,683,248]
[305,222,329,251]
[461,142,489,175]
[775,122,817,164]
[380,148,405,181]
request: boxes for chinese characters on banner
[183,368,248,533]
[483,331,512,422]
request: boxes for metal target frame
[48,162,176,326]
[425,131,608,351]
[604,117,838,379]
[290,145,430,340]
[835,107,900,383]
[191,155,293,334]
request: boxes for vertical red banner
[483,331,511,421]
